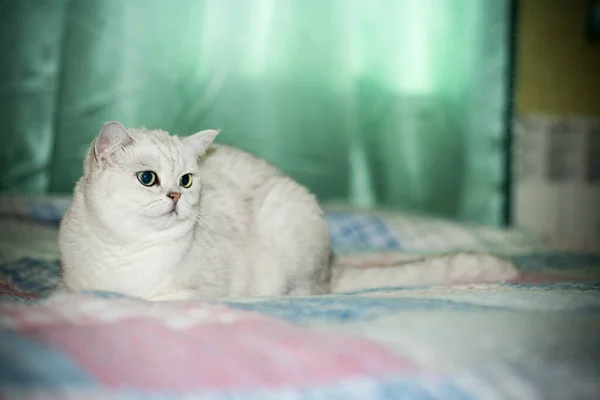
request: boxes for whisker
[179,203,224,251]
[188,210,217,233]
[142,200,164,211]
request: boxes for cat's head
[83,121,219,229]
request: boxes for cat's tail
[330,252,520,293]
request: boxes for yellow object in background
[516,0,600,116]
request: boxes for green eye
[137,171,158,186]
[180,173,193,188]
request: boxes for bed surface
[1,196,599,399]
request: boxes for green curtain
[0,0,513,226]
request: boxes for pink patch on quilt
[27,320,416,390]
[0,280,36,300]
[11,295,418,391]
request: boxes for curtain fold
[0,0,513,226]
[0,0,68,193]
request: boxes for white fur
[332,253,520,293]
[59,122,519,301]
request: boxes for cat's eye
[180,173,193,188]
[137,171,158,187]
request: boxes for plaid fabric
[325,205,547,255]
[326,212,402,251]
[1,196,599,399]
[0,196,70,226]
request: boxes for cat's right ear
[94,121,133,162]
[183,129,220,155]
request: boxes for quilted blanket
[1,196,599,399]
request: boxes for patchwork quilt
[1,196,599,399]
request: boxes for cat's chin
[140,206,190,227]
[143,215,191,231]
[142,202,177,217]
[160,208,178,218]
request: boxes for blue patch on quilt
[0,331,94,386]
[326,212,401,251]
[276,378,474,400]
[225,297,509,323]
[27,202,68,226]
[510,253,600,271]
[506,282,600,291]
[0,258,60,294]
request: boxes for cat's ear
[94,121,133,160]
[184,129,220,154]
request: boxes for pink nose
[167,192,181,204]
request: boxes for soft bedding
[1,196,599,399]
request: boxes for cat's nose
[167,192,181,205]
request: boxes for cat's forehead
[127,129,198,171]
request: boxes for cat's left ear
[94,121,134,161]
[184,129,220,154]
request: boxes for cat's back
[199,144,320,207]
[199,145,284,189]
[197,143,323,229]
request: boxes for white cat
[59,121,519,300]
